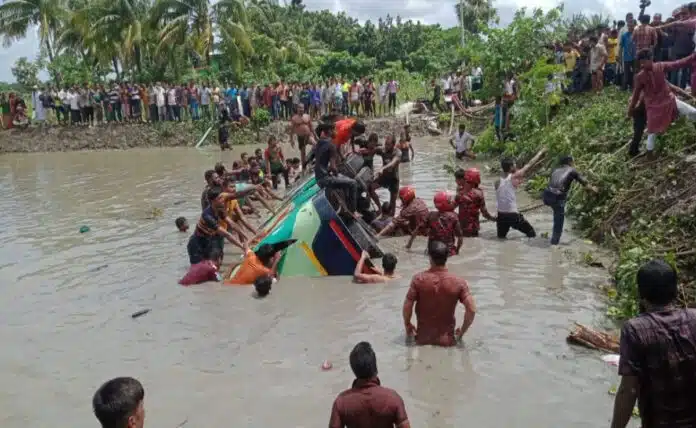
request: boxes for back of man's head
[349,341,378,380]
[637,259,678,306]
[428,240,449,267]
[93,377,144,428]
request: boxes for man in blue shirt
[620,21,636,90]
[314,122,359,218]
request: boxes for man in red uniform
[455,168,496,237]
[329,341,410,428]
[405,190,463,255]
[402,240,477,346]
[376,187,429,237]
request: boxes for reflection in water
[0,141,622,427]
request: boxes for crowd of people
[0,77,403,130]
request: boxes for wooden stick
[669,82,696,102]
[448,104,455,136]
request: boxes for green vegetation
[476,75,696,320]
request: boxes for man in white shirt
[69,87,81,125]
[378,81,387,115]
[167,85,178,121]
[200,84,211,119]
[155,83,166,121]
[449,123,476,160]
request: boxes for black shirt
[548,165,586,198]
[314,138,337,181]
[376,147,402,178]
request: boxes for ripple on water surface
[0,143,624,427]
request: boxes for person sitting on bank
[542,155,598,246]
[93,377,145,428]
[377,187,429,238]
[449,123,476,160]
[329,341,411,428]
[314,122,361,219]
[225,243,282,285]
[353,250,399,284]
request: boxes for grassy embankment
[475,86,696,320]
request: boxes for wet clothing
[422,211,460,255]
[314,138,338,181]
[187,207,227,265]
[496,174,536,239]
[226,249,273,285]
[545,165,586,199]
[375,147,401,193]
[393,198,429,235]
[399,142,411,163]
[179,261,220,286]
[619,308,696,428]
[456,187,485,237]
[329,377,408,428]
[405,266,471,347]
[315,138,358,213]
[371,216,392,232]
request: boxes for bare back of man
[289,106,314,168]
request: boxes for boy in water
[175,217,189,232]
[254,275,274,298]
[227,243,282,285]
[179,248,223,286]
[455,168,496,237]
[353,250,399,284]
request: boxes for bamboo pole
[448,104,455,135]
[195,125,214,148]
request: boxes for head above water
[349,341,378,380]
[637,259,678,307]
[93,377,145,428]
[214,162,226,177]
[254,274,273,298]
[208,247,223,268]
[428,240,449,267]
[175,217,188,232]
[382,253,398,274]
[380,201,391,215]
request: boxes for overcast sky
[0,0,685,82]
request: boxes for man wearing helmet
[406,191,463,255]
[376,186,429,237]
[369,134,402,215]
[455,168,496,237]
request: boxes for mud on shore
[0,115,441,154]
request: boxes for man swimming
[353,250,399,284]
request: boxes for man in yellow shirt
[605,29,619,85]
[563,43,580,77]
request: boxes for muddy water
[0,139,623,427]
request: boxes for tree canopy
[0,0,610,91]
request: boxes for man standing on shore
[329,341,410,428]
[402,240,476,346]
[610,260,696,428]
[288,104,314,169]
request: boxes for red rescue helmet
[398,186,416,204]
[433,190,456,212]
[464,168,481,185]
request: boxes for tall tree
[454,0,497,36]
[0,0,66,62]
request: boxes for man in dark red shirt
[329,342,410,428]
[402,240,477,346]
[611,260,696,428]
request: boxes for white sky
[0,0,685,82]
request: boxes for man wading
[542,156,597,245]
[402,241,477,347]
[611,260,696,428]
[495,149,546,239]
[329,341,410,428]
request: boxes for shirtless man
[402,240,477,346]
[288,104,315,169]
[353,250,399,284]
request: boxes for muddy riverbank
[0,139,622,427]
[0,115,438,153]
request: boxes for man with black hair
[314,121,360,218]
[93,377,145,428]
[253,274,273,298]
[494,149,546,239]
[353,250,398,284]
[201,169,222,210]
[633,14,658,53]
[329,341,410,428]
[226,243,282,285]
[402,240,476,347]
[610,260,696,428]
[542,156,597,245]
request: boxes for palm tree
[454,0,497,37]
[0,0,67,62]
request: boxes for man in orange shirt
[333,118,366,156]
[225,243,281,285]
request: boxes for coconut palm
[0,0,67,62]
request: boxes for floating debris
[131,309,151,319]
[79,225,91,233]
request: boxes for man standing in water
[369,134,401,215]
[93,377,145,428]
[288,104,314,169]
[610,260,696,428]
[402,241,476,346]
[495,148,546,239]
[329,341,410,428]
[542,156,597,246]
[353,250,399,284]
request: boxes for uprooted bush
[476,86,696,320]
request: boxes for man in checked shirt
[610,260,696,428]
[632,14,659,53]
